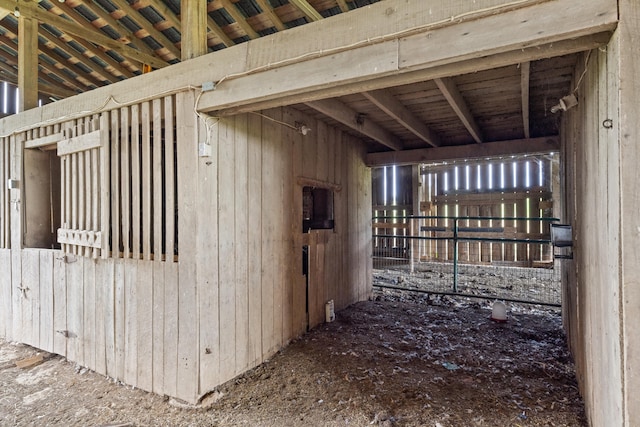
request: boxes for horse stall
[0,91,372,404]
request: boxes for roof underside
[0,0,599,156]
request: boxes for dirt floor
[0,290,585,427]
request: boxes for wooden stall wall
[0,101,372,404]
[561,44,623,426]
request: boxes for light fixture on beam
[550,94,578,113]
[13,6,19,17]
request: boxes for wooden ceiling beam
[0,28,108,87]
[0,35,86,94]
[108,0,181,59]
[216,0,259,39]
[434,77,484,143]
[365,136,560,167]
[288,0,323,22]
[521,61,531,139]
[1,0,169,69]
[0,61,78,99]
[206,15,235,47]
[61,0,159,58]
[36,30,118,84]
[335,0,349,13]
[181,0,207,61]
[306,97,403,151]
[363,88,441,148]
[18,15,39,111]
[254,0,286,31]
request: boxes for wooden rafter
[288,0,323,22]
[254,0,286,31]
[0,60,77,99]
[335,0,349,13]
[214,0,259,39]
[108,0,181,59]
[306,98,403,151]
[61,0,160,58]
[35,29,118,84]
[0,36,88,92]
[0,0,168,69]
[521,61,530,139]
[362,89,441,148]
[434,77,484,144]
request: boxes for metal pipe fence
[372,216,561,306]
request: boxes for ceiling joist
[306,98,403,151]
[363,89,441,148]
[434,77,484,144]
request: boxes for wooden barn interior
[0,0,637,425]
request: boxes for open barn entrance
[371,155,563,306]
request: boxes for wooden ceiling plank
[107,0,181,59]
[288,0,323,22]
[217,0,259,39]
[306,97,403,151]
[181,0,207,61]
[363,88,441,148]
[365,136,560,167]
[434,77,484,144]
[521,61,531,139]
[2,0,169,69]
[66,0,160,57]
[254,0,286,31]
[18,16,39,111]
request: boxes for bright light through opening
[465,165,470,190]
[454,166,459,190]
[500,163,505,189]
[488,164,493,189]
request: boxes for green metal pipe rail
[372,215,561,305]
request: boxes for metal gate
[372,215,561,306]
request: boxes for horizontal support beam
[365,136,559,167]
[0,0,616,135]
[200,0,616,114]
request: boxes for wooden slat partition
[2,104,373,406]
[0,137,9,248]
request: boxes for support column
[181,0,207,61]
[18,16,38,111]
[619,2,640,426]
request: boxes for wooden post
[181,0,207,61]
[18,16,38,111]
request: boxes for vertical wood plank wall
[0,104,372,404]
[561,44,623,427]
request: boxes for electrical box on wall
[7,179,19,189]
[198,142,212,157]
